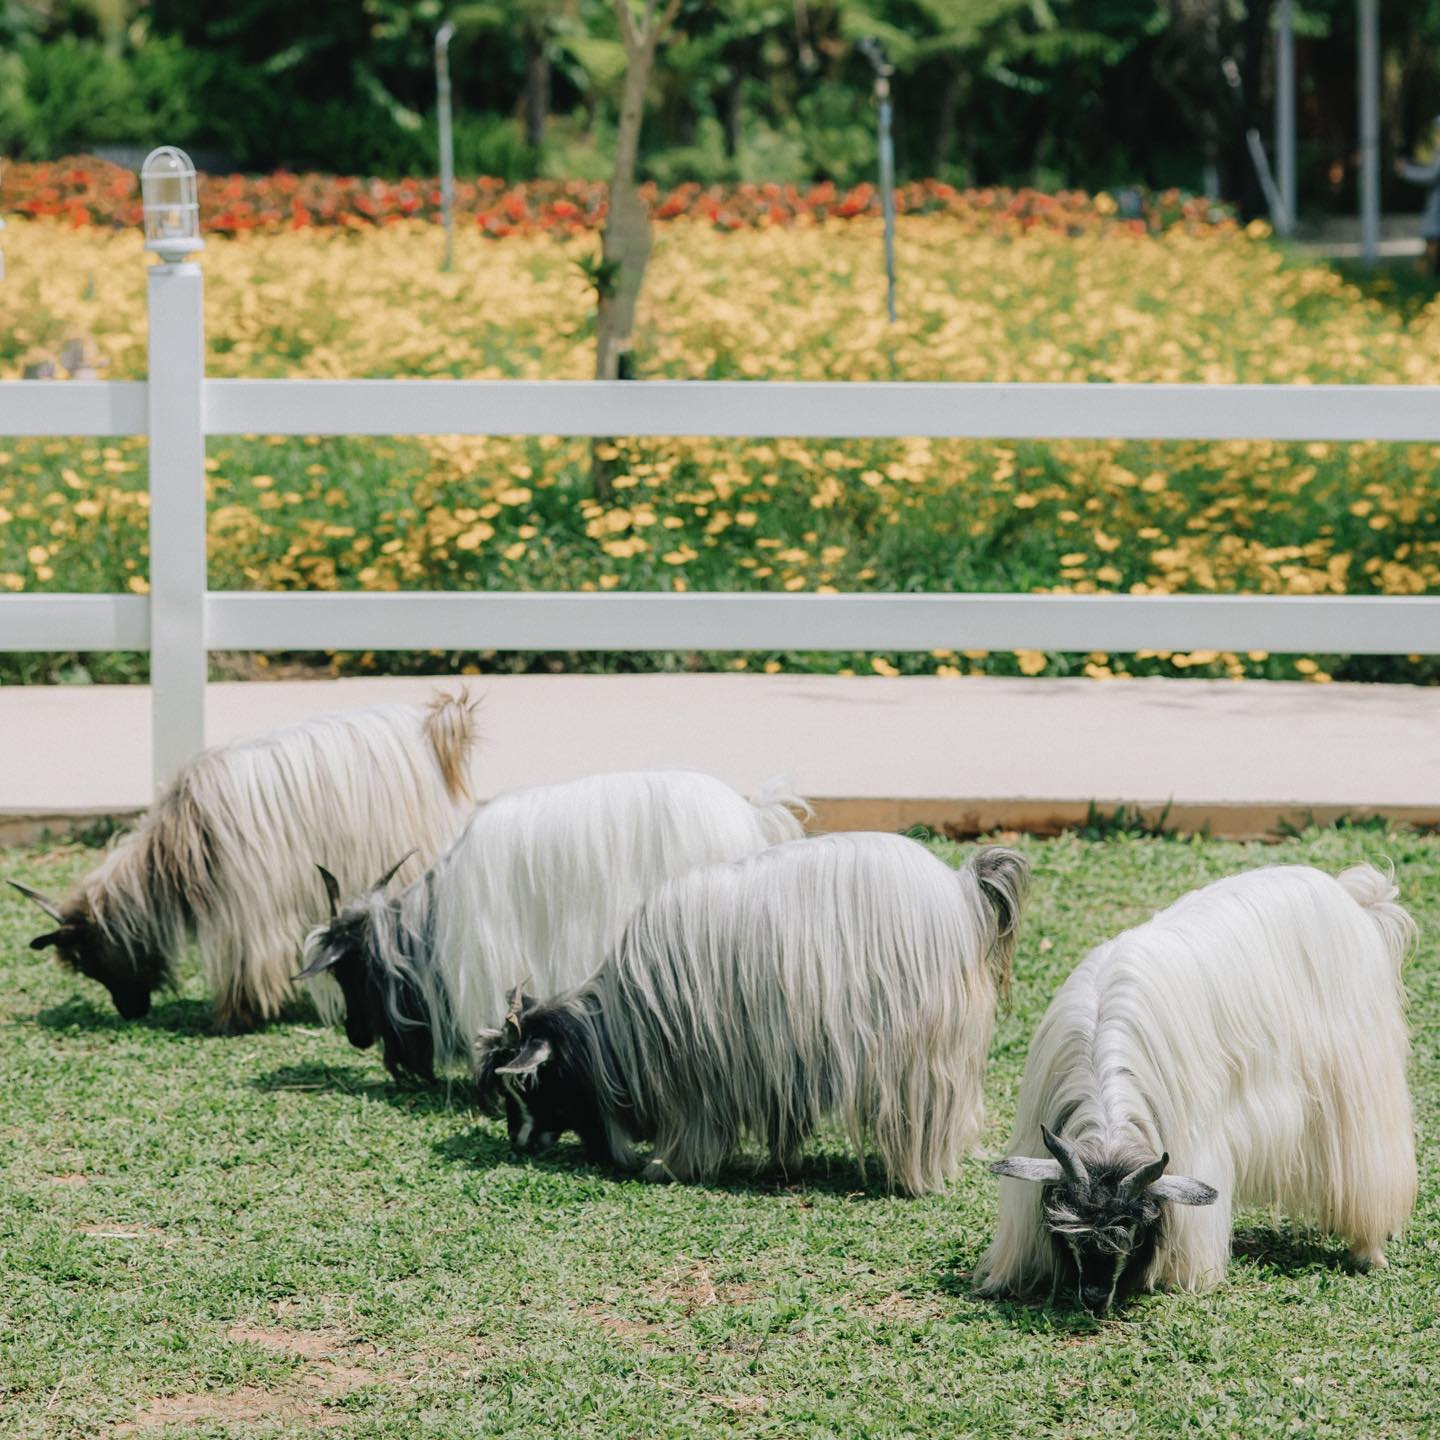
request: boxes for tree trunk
[525,30,551,151]
[933,69,963,175]
[595,33,657,383]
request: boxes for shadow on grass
[34,991,325,1038]
[430,1125,897,1198]
[34,994,217,1036]
[1231,1224,1355,1276]
[250,1061,456,1116]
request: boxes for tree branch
[613,0,639,54]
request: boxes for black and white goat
[474,833,1028,1196]
[12,693,477,1030]
[977,863,1417,1312]
[297,769,808,1083]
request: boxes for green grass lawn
[3,827,1436,1438]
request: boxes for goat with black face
[476,834,1028,1196]
[11,694,476,1030]
[295,861,437,1082]
[976,863,1417,1306]
[298,769,807,1084]
[992,1125,1215,1313]
[11,881,162,1020]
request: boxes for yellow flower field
[1,213,1438,684]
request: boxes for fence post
[143,170,208,791]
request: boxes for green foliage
[3,827,1438,1436]
[2,0,1440,204]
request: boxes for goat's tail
[967,846,1030,1004]
[750,777,812,845]
[424,689,481,802]
[1336,862,1417,976]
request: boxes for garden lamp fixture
[141,146,202,263]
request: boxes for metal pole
[1358,0,1380,265]
[878,79,897,323]
[436,21,456,273]
[858,38,897,323]
[146,258,208,789]
[1275,0,1296,235]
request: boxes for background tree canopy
[1,0,1438,215]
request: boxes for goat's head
[296,858,434,1082]
[991,1124,1217,1314]
[473,982,589,1158]
[11,880,163,1020]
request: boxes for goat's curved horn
[316,864,342,919]
[1120,1152,1170,1196]
[372,850,417,892]
[8,880,64,923]
[504,978,530,1038]
[1040,1124,1089,1187]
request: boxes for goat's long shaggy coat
[26,694,477,1029]
[305,769,807,1069]
[481,833,1028,1195]
[975,863,1417,1297]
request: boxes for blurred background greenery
[1,1,1438,216]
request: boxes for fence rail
[8,377,1440,442]
[2,252,1439,792]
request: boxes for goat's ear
[294,949,340,982]
[990,1155,1065,1184]
[495,1037,552,1076]
[1147,1173,1219,1206]
[29,928,68,952]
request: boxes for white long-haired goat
[976,863,1417,1312]
[13,693,478,1031]
[474,833,1029,1196]
[298,769,808,1082]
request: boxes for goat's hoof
[641,1158,675,1184]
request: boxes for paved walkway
[1,674,1437,841]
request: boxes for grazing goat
[13,693,477,1031]
[298,769,808,1083]
[976,863,1416,1312]
[475,833,1028,1195]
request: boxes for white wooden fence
[2,251,1440,792]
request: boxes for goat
[976,863,1417,1312]
[474,833,1028,1196]
[13,692,477,1031]
[297,769,808,1083]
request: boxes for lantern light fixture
[140,146,202,263]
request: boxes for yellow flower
[1015,650,1048,676]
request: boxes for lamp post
[1274,0,1296,237]
[140,145,208,786]
[436,21,457,272]
[857,37,897,324]
[1357,0,1380,266]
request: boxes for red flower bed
[0,157,1231,237]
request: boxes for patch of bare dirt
[47,1172,91,1186]
[77,1224,164,1240]
[114,1387,347,1434]
[651,1261,757,1312]
[114,1325,381,1435]
[708,1395,770,1415]
[847,1289,944,1321]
